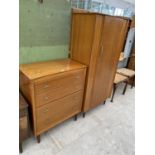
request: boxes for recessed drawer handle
[43,108,49,113]
[44,96,49,100]
[44,118,51,124]
[76,76,80,79]
[44,84,49,88]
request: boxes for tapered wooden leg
[83,112,86,118]
[37,135,40,143]
[74,114,78,121]
[103,101,106,105]
[19,142,23,153]
[111,84,117,102]
[131,76,135,88]
[123,81,128,95]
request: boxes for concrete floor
[21,83,135,155]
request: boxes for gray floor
[21,83,135,155]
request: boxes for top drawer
[34,69,86,107]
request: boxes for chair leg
[103,101,106,105]
[123,81,128,95]
[19,142,23,153]
[37,135,40,143]
[111,84,117,102]
[131,76,135,88]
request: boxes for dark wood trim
[83,112,86,118]
[74,114,78,121]
[19,142,23,153]
[123,81,128,95]
[37,135,40,143]
[111,84,117,102]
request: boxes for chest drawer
[36,91,83,134]
[35,69,85,107]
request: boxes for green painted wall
[19,0,71,64]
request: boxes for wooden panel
[70,13,96,65]
[91,16,129,107]
[19,71,33,104]
[69,9,90,52]
[36,91,83,134]
[35,69,86,107]
[82,15,103,112]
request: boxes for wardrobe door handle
[44,96,49,100]
[100,45,104,56]
[44,84,49,89]
[43,108,49,113]
[76,76,80,79]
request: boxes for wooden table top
[20,59,87,80]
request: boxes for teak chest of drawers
[19,59,86,142]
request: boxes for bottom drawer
[36,91,83,134]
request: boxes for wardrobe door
[70,13,96,65]
[91,16,129,107]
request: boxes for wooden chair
[19,92,30,153]
[117,68,135,89]
[111,73,128,102]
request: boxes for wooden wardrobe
[70,9,130,115]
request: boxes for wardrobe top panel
[20,58,86,80]
[72,8,131,21]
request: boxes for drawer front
[35,69,85,107]
[36,91,83,134]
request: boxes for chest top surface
[20,59,86,80]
